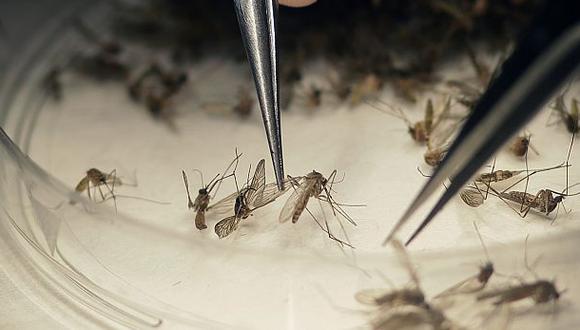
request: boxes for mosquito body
[436,223,494,297]
[233,87,254,119]
[183,171,224,230]
[499,189,564,216]
[477,280,561,306]
[279,170,359,247]
[356,241,427,310]
[211,159,289,239]
[75,168,122,203]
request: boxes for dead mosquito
[510,133,539,158]
[279,169,361,248]
[68,20,129,81]
[357,240,461,330]
[182,153,241,230]
[459,161,569,209]
[73,168,123,211]
[356,240,426,309]
[210,159,290,239]
[232,87,254,119]
[548,90,579,134]
[476,237,564,306]
[294,83,324,112]
[350,73,383,106]
[435,222,494,299]
[128,63,188,128]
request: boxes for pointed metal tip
[233,0,285,191]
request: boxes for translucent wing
[214,216,240,239]
[207,191,238,215]
[434,275,480,299]
[245,159,265,205]
[355,289,390,306]
[279,177,311,223]
[251,181,291,209]
[460,188,484,207]
[391,240,421,290]
[75,176,90,192]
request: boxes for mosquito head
[199,188,208,195]
[547,196,564,214]
[535,280,561,303]
[478,262,494,283]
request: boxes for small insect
[74,168,122,209]
[349,73,383,106]
[129,63,187,127]
[424,144,448,167]
[368,99,432,144]
[478,280,562,306]
[211,159,289,239]
[477,237,564,306]
[279,170,359,247]
[69,20,129,81]
[498,189,575,217]
[510,133,539,158]
[357,241,463,330]
[232,87,254,119]
[181,154,240,230]
[435,223,494,298]
[356,240,427,309]
[549,92,579,134]
[296,84,323,111]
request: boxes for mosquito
[476,237,564,306]
[69,19,129,81]
[294,84,324,111]
[73,168,122,211]
[350,73,383,106]
[510,133,539,158]
[356,240,427,309]
[435,223,494,298]
[279,169,361,248]
[211,159,290,239]
[357,240,462,330]
[548,91,579,134]
[182,154,241,230]
[368,99,432,144]
[232,87,254,119]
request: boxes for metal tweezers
[233,0,580,244]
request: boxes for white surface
[12,55,580,329]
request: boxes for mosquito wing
[355,289,391,306]
[75,176,90,192]
[252,181,291,209]
[279,177,312,223]
[434,275,481,299]
[391,240,421,290]
[214,216,240,239]
[245,159,266,205]
[207,191,238,215]
[460,188,484,207]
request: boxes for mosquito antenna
[524,235,540,280]
[181,170,195,209]
[205,173,221,191]
[191,168,205,188]
[473,222,490,262]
